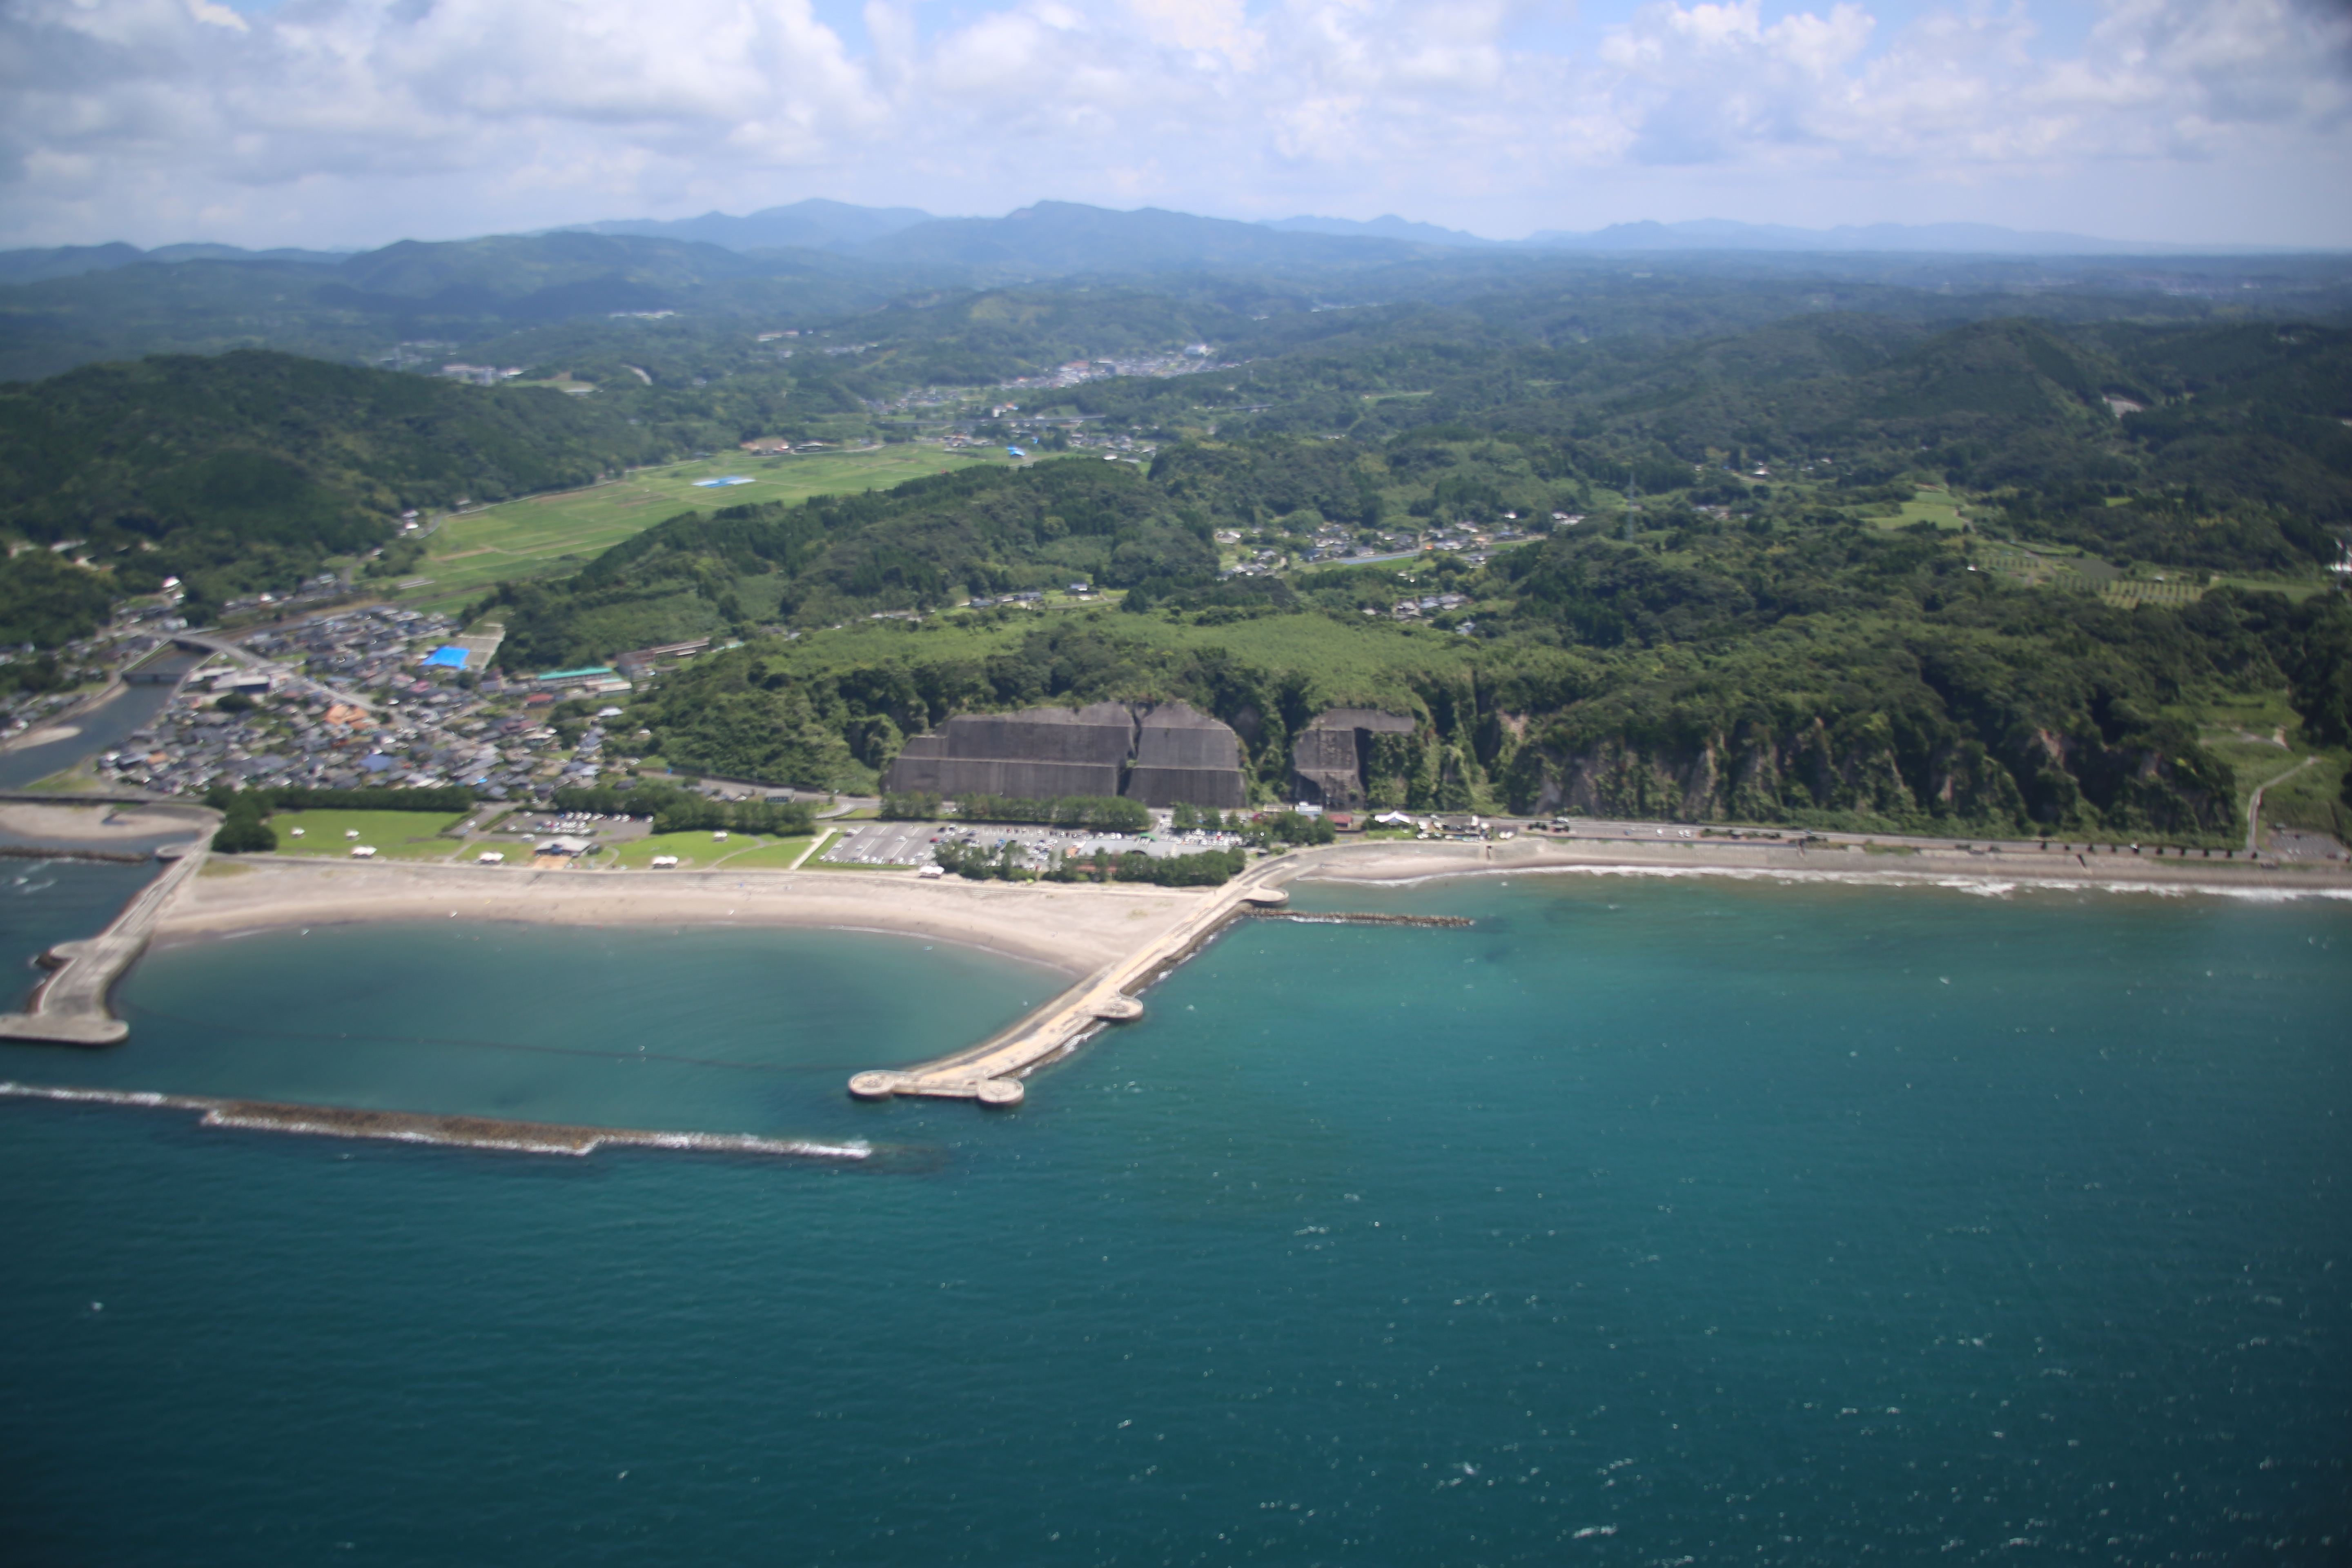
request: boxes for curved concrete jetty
[0,839,208,1045]
[850,873,1292,1107]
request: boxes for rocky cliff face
[1494,711,2234,837]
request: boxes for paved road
[174,631,378,712]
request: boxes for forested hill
[493,313,2352,675]
[0,349,662,617]
[488,459,1219,670]
[471,299,2352,844]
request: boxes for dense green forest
[0,349,674,624]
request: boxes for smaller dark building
[1291,708,1415,809]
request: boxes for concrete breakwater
[0,844,158,865]
[1241,911,1476,928]
[0,1081,879,1162]
[0,840,208,1045]
[845,882,1481,1107]
[850,877,1295,1108]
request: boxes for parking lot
[817,820,940,866]
[818,817,1243,869]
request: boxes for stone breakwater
[0,1082,877,1162]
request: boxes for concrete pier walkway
[849,872,1293,1108]
[0,839,208,1045]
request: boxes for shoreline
[1272,834,2352,896]
[151,858,1213,980]
[7,831,2345,1144]
[142,834,2352,976]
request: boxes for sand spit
[0,1081,877,1162]
[154,858,1207,978]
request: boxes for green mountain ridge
[0,349,666,618]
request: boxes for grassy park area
[605,829,816,870]
[395,446,1009,612]
[265,808,471,859]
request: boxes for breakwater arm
[0,839,209,1045]
[849,876,1295,1107]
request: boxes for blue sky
[2,0,2346,250]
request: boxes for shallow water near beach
[1,866,2347,1564]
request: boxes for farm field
[1889,487,1971,530]
[265,808,471,859]
[395,446,1013,612]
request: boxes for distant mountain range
[11,200,2302,291]
[556,198,934,254]
[1263,214,2289,257]
[0,241,351,285]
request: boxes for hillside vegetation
[0,349,665,625]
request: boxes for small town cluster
[92,606,639,802]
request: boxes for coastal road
[2245,755,2317,854]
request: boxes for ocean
[0,864,2345,1565]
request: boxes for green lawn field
[605,829,814,870]
[708,836,821,870]
[266,808,471,859]
[394,447,1012,613]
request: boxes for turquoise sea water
[0,868,2346,1564]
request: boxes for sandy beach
[154,858,1213,977]
[147,834,2352,980]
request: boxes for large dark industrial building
[1123,703,1248,809]
[883,700,1249,809]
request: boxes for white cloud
[0,0,2345,248]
